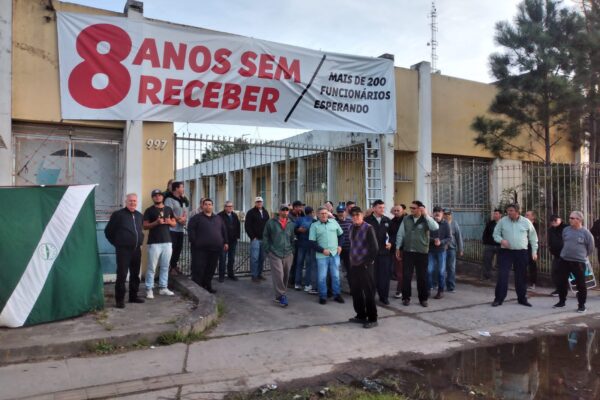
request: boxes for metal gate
[174,132,366,276]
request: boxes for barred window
[431,156,490,209]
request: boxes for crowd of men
[104,181,596,327]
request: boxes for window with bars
[431,156,490,210]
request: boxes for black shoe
[334,295,345,304]
[402,299,410,306]
[115,302,125,309]
[252,277,261,283]
[363,321,378,329]
[129,298,145,304]
[319,298,327,305]
[577,304,587,313]
[228,276,239,281]
[207,288,217,294]
[327,292,334,298]
[550,290,559,297]
[349,317,367,324]
[381,299,390,305]
[492,300,502,307]
[553,301,566,308]
[218,277,225,283]
[434,291,443,299]
[420,300,428,308]
[518,300,532,307]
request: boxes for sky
[65,0,527,140]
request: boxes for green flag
[0,185,104,327]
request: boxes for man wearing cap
[348,206,379,328]
[427,206,451,299]
[548,214,567,297]
[263,204,297,307]
[309,207,345,304]
[245,197,270,282]
[143,189,177,299]
[187,198,229,294]
[288,200,305,288]
[335,203,353,288]
[395,201,439,307]
[444,208,463,293]
[365,199,393,305]
[492,203,538,307]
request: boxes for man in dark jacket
[365,199,393,305]
[481,209,502,281]
[428,206,451,299]
[244,197,270,282]
[525,210,539,289]
[188,198,228,294]
[590,217,600,263]
[348,207,379,328]
[104,193,145,308]
[548,214,567,296]
[217,201,241,282]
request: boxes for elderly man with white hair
[554,210,595,313]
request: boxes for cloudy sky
[66,0,529,139]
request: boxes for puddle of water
[386,329,600,399]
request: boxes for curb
[0,277,217,365]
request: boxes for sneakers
[294,284,303,291]
[528,284,536,290]
[159,288,175,296]
[394,292,402,299]
[279,295,289,307]
[146,289,154,299]
[304,285,312,292]
[402,299,410,306]
[553,301,565,308]
[577,305,587,313]
[550,290,559,297]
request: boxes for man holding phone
[143,189,177,299]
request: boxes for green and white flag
[0,185,104,328]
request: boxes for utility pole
[428,2,439,74]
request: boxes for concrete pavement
[1,274,599,400]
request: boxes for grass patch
[217,299,226,317]
[93,309,114,331]
[89,340,116,355]
[156,330,206,345]
[227,384,409,400]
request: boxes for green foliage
[472,0,584,163]
[196,138,250,163]
[89,340,116,355]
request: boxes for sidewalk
[0,275,217,365]
[1,274,599,400]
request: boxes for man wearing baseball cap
[244,196,270,282]
[143,189,177,299]
[262,204,296,307]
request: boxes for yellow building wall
[141,122,175,209]
[394,67,419,151]
[430,74,576,162]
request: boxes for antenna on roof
[427,2,439,74]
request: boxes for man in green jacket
[263,204,296,307]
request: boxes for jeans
[428,250,447,291]
[250,239,265,278]
[495,249,528,303]
[295,245,315,286]
[219,240,238,279]
[146,242,172,290]
[445,248,456,291]
[317,255,341,299]
[482,245,499,280]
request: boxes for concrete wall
[11,1,174,210]
[0,0,11,185]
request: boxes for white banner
[57,12,396,134]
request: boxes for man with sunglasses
[395,201,439,307]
